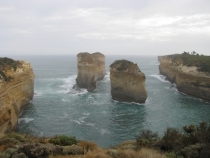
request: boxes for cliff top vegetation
[0,57,21,82]
[110,59,139,72]
[77,52,104,57]
[0,57,20,71]
[167,52,210,73]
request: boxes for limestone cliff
[110,60,147,103]
[75,52,106,92]
[158,55,210,101]
[0,57,34,133]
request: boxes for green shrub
[136,129,158,149]
[0,57,20,82]
[7,133,25,142]
[162,128,183,151]
[0,70,14,82]
[110,60,134,71]
[49,135,77,146]
[168,53,210,73]
[0,57,20,71]
[137,129,158,140]
[166,152,184,158]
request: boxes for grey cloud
[1,0,210,56]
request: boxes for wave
[150,74,170,83]
[59,112,68,119]
[100,72,110,82]
[72,116,95,127]
[164,83,178,92]
[35,75,88,95]
[18,118,34,124]
[98,128,110,135]
[111,99,145,106]
[34,91,44,97]
[83,112,90,116]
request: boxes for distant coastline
[158,53,210,101]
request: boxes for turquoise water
[13,55,210,147]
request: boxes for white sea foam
[111,99,145,106]
[79,116,87,123]
[34,91,44,97]
[83,112,90,116]
[98,128,110,135]
[101,111,107,114]
[100,72,110,82]
[59,112,68,118]
[72,120,82,125]
[72,116,95,127]
[85,123,95,127]
[18,118,34,124]
[150,74,170,83]
[164,83,178,93]
[58,75,88,95]
[61,98,67,102]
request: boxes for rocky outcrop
[110,60,147,103]
[0,57,34,133]
[75,52,106,92]
[158,56,210,101]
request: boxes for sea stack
[75,52,106,92]
[110,59,147,103]
[0,57,34,133]
[158,54,210,101]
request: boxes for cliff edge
[0,57,34,133]
[75,52,106,92]
[158,54,210,101]
[110,60,147,103]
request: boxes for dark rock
[21,143,52,158]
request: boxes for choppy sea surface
[9,55,210,147]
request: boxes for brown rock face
[158,56,210,101]
[0,58,34,133]
[75,52,106,92]
[110,60,147,103]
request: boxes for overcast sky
[1,0,210,56]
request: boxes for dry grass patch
[107,148,165,158]
[78,140,99,154]
[138,148,166,158]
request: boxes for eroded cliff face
[0,58,34,133]
[110,60,147,103]
[75,52,106,92]
[159,56,210,101]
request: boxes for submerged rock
[110,59,147,103]
[0,57,34,133]
[75,52,106,92]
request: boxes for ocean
[10,55,210,147]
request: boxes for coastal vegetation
[110,60,134,71]
[0,122,209,158]
[168,52,210,73]
[0,57,20,82]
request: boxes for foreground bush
[136,122,210,158]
